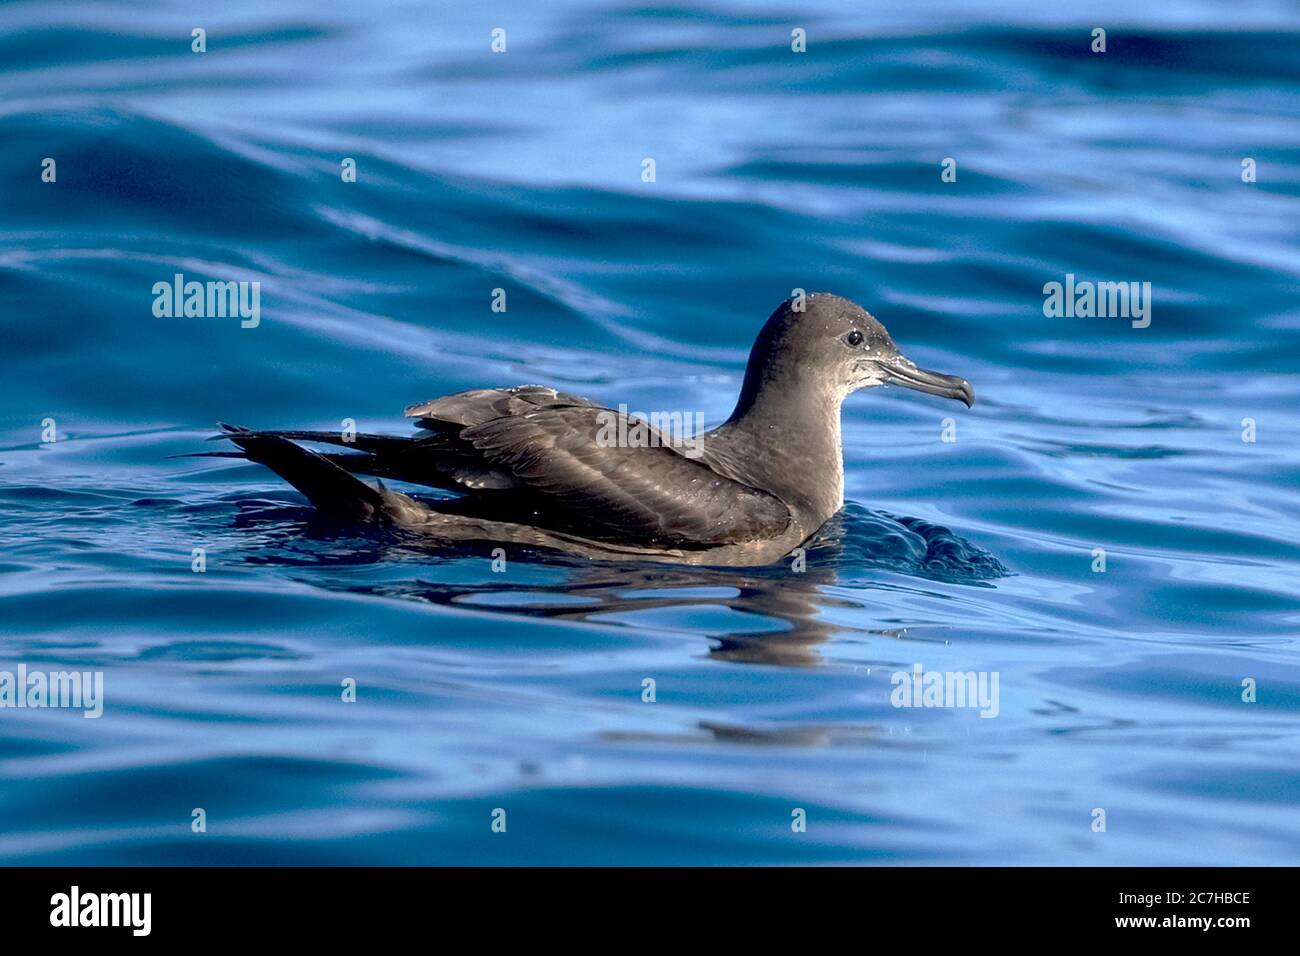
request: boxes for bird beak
[885,358,975,407]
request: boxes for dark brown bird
[198,293,973,566]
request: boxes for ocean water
[1,0,1299,865]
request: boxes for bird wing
[405,387,792,547]
[405,385,601,430]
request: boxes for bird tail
[210,424,422,523]
[173,447,411,482]
[206,426,414,456]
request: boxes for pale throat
[730,382,847,524]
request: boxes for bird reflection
[428,558,858,666]
[226,502,1006,667]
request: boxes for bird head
[742,293,974,407]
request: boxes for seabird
[196,293,974,566]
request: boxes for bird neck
[708,382,846,530]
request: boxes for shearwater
[187,293,974,566]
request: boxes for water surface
[1,0,1299,864]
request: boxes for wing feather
[400,386,791,546]
[459,404,790,546]
[405,385,600,430]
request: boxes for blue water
[2,0,1299,865]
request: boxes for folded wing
[408,386,791,547]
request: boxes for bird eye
[845,330,864,347]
